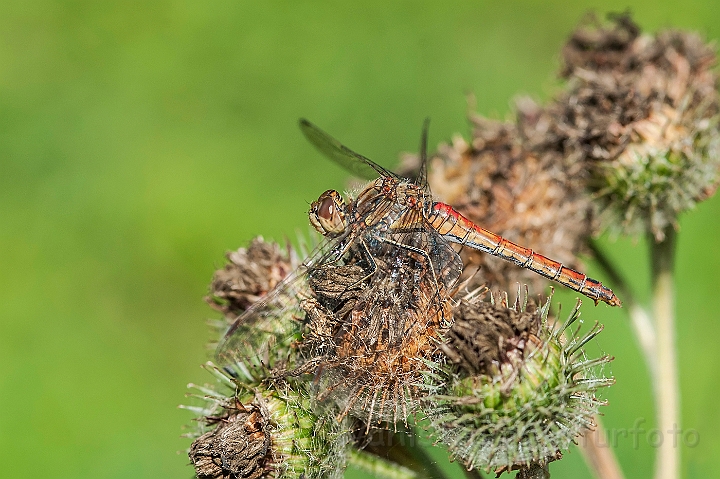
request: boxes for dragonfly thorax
[309,189,348,236]
[376,176,431,214]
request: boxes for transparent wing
[299,118,399,181]
[215,231,349,369]
[415,118,431,195]
[389,206,463,289]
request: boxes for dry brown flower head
[206,237,296,318]
[189,402,271,479]
[299,253,453,427]
[539,13,720,240]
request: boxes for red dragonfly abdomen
[427,202,621,307]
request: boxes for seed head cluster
[184,362,350,479]
[181,13,719,478]
[424,293,612,473]
[425,13,720,304]
[537,13,720,240]
[186,239,612,477]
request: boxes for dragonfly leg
[318,238,378,304]
[377,235,440,288]
[374,234,455,326]
[355,239,378,284]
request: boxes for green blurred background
[2,1,719,478]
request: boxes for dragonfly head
[309,190,348,236]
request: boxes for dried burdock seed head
[208,238,304,378]
[560,11,640,77]
[423,292,613,474]
[207,237,296,318]
[189,402,271,479]
[298,247,454,428]
[427,114,593,294]
[544,13,720,241]
[439,299,541,377]
[595,100,720,241]
[183,363,350,479]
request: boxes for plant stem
[348,449,419,479]
[577,416,626,479]
[650,226,680,479]
[359,426,451,479]
[588,239,657,380]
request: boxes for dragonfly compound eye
[309,190,347,236]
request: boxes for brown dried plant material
[184,363,351,479]
[427,115,593,295]
[426,294,612,473]
[190,403,271,479]
[512,460,556,479]
[299,248,453,427]
[441,300,540,377]
[207,237,295,317]
[559,12,641,77]
[536,13,720,240]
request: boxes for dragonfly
[297,120,620,308]
[216,119,620,424]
